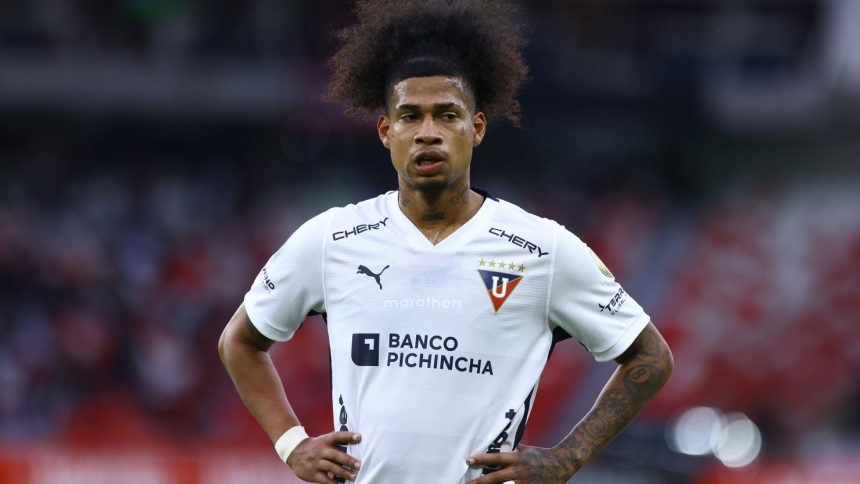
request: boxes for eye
[441,112,458,121]
[400,113,418,121]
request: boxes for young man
[219,1,673,483]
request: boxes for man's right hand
[286,431,362,483]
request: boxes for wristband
[275,426,310,463]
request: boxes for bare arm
[467,321,673,483]
[218,303,298,442]
[218,304,361,483]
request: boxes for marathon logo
[488,227,549,257]
[332,217,389,241]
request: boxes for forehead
[389,76,472,109]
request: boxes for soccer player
[218,1,673,483]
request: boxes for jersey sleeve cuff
[243,294,295,342]
[590,314,651,363]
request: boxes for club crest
[477,269,523,312]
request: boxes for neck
[397,175,484,242]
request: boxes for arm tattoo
[535,324,672,478]
[508,446,579,482]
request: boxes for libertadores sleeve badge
[589,249,614,278]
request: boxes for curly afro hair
[326,0,529,125]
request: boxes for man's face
[378,76,486,192]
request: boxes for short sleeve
[243,209,335,342]
[548,225,650,362]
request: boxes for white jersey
[244,190,650,483]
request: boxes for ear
[377,115,391,149]
[472,112,487,147]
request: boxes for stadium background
[1,0,859,482]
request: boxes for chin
[411,179,451,192]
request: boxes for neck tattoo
[421,212,445,221]
[449,186,470,206]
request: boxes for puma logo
[357,264,389,289]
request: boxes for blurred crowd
[0,153,257,444]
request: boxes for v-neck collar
[386,188,498,250]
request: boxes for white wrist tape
[275,426,310,463]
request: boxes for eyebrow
[394,102,462,111]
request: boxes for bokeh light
[668,407,762,468]
[668,406,726,456]
[714,413,762,468]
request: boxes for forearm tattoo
[545,325,672,477]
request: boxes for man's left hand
[465,444,577,484]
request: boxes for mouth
[412,151,446,174]
[413,150,446,163]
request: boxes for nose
[414,114,442,145]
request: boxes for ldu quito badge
[477,259,524,312]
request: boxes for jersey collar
[386,188,499,250]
